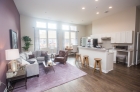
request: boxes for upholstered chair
[54,50,68,64]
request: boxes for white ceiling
[14,0,140,25]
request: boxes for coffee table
[42,60,56,74]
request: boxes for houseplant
[22,36,32,51]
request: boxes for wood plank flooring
[45,56,140,92]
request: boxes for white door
[136,32,140,65]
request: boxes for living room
[0,0,140,92]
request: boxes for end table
[6,67,27,91]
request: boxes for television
[93,39,98,47]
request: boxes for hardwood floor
[45,56,140,92]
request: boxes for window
[63,25,77,47]
[64,32,70,47]
[36,22,46,28]
[48,23,57,29]
[39,30,47,48]
[62,25,69,30]
[48,31,57,48]
[70,26,77,31]
[71,32,77,45]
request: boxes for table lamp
[5,49,20,72]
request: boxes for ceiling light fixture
[96,12,99,14]
[109,6,112,9]
[82,7,85,10]
[95,0,98,1]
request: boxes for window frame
[62,25,78,47]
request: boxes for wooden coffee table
[43,60,56,74]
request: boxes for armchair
[54,50,68,64]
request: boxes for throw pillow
[20,53,27,60]
[21,58,30,66]
[41,51,48,57]
[29,54,35,59]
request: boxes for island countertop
[78,46,113,53]
[78,46,114,73]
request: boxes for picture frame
[9,29,18,49]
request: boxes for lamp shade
[5,49,19,60]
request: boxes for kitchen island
[78,46,114,73]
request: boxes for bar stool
[75,53,82,67]
[83,55,89,67]
[93,58,102,73]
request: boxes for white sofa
[18,53,39,77]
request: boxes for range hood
[101,37,111,40]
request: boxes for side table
[6,67,27,91]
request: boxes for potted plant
[22,36,32,51]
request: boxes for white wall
[85,24,92,37]
[20,15,86,52]
[92,7,136,34]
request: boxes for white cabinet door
[115,32,121,43]
[106,33,111,37]
[120,31,126,43]
[125,31,133,43]
[111,33,116,43]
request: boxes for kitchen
[79,31,135,73]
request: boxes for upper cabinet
[115,32,121,43]
[120,31,126,43]
[111,31,133,43]
[91,31,133,44]
[125,31,133,43]
[111,33,116,43]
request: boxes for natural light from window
[48,23,57,29]
[36,22,46,28]
[39,30,47,48]
[62,25,69,30]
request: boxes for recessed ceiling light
[95,0,98,1]
[109,6,112,9]
[96,12,99,14]
[82,7,85,10]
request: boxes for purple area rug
[13,63,86,92]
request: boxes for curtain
[34,28,40,51]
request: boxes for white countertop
[78,46,108,52]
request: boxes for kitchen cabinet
[115,32,121,43]
[125,31,133,43]
[111,33,116,43]
[120,31,126,43]
[91,31,133,44]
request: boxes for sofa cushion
[32,51,37,57]
[21,58,30,66]
[37,57,45,61]
[41,51,48,57]
[20,53,27,60]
